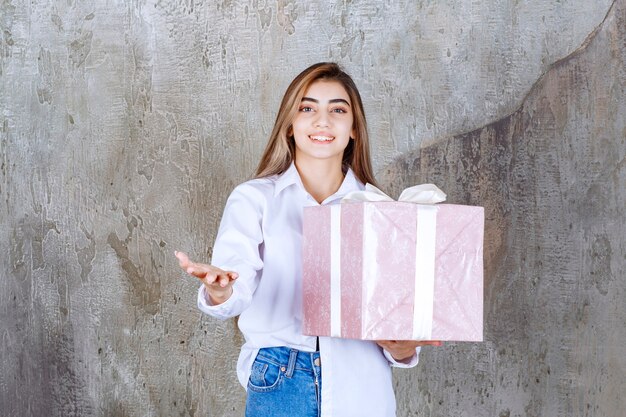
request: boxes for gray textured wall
[1,0,624,416]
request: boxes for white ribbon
[330,205,342,337]
[336,183,446,339]
[412,205,437,339]
[342,183,447,205]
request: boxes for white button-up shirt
[197,163,419,417]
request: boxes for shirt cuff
[383,346,421,368]
[197,285,237,320]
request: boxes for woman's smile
[309,134,335,143]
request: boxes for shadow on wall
[381,1,625,415]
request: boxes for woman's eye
[332,108,348,114]
[299,106,314,112]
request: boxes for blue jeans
[245,347,322,417]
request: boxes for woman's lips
[309,135,335,142]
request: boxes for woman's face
[291,80,355,167]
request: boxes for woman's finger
[174,250,190,268]
[175,252,239,289]
[377,340,443,348]
[176,251,206,276]
[187,264,214,280]
[218,275,230,287]
[176,251,214,279]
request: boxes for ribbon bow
[342,183,447,204]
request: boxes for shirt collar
[274,162,302,197]
[333,167,363,200]
[273,162,364,200]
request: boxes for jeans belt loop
[286,349,298,378]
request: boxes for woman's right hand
[175,251,238,305]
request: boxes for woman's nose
[314,112,330,128]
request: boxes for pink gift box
[302,202,484,341]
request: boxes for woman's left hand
[376,340,443,362]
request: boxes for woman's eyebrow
[301,97,351,106]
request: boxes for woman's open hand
[376,340,443,362]
[175,251,238,305]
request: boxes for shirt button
[314,358,321,367]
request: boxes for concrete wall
[1,0,624,416]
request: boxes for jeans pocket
[247,356,283,393]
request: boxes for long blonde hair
[255,62,377,186]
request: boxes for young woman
[176,62,440,417]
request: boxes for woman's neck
[295,159,345,204]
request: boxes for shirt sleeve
[383,347,421,368]
[197,182,265,320]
